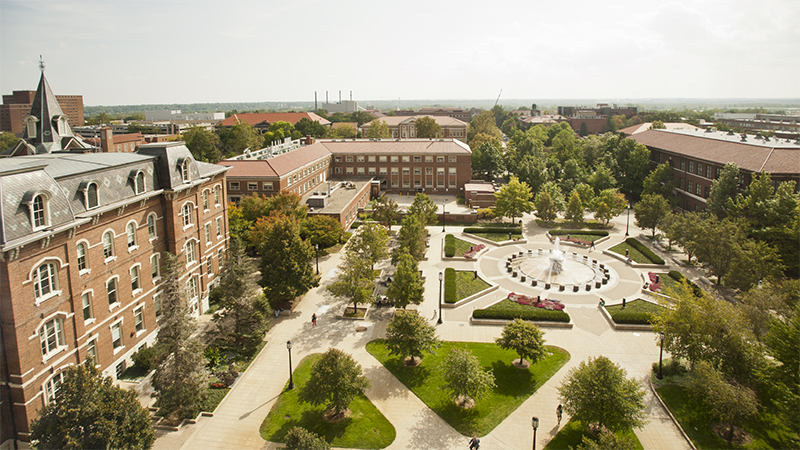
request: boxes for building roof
[364,115,467,127]
[218,112,331,127]
[630,129,800,175]
[464,182,496,193]
[318,138,471,154]
[221,142,331,178]
[618,122,701,135]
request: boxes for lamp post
[437,271,443,324]
[625,202,631,237]
[442,200,446,232]
[315,244,320,275]
[657,331,665,379]
[531,416,539,450]
[287,340,295,390]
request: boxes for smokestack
[350,91,352,101]
[315,92,317,110]
[339,91,341,103]
[326,91,328,103]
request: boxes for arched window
[76,243,88,272]
[32,194,48,228]
[214,185,221,206]
[126,222,137,248]
[44,371,65,404]
[135,172,146,194]
[182,159,191,182]
[34,262,58,300]
[87,183,99,209]
[102,231,115,259]
[39,317,65,358]
[181,203,194,227]
[185,240,197,264]
[130,265,141,292]
[107,277,119,305]
[147,213,157,239]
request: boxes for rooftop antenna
[39,55,45,72]
[494,89,502,107]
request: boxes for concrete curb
[598,304,655,331]
[462,232,527,247]
[469,316,573,328]
[443,284,499,308]
[649,376,699,450]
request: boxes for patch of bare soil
[711,423,752,446]
[455,395,475,409]
[513,358,530,369]
[404,356,421,367]
[322,408,351,423]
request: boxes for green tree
[641,162,678,205]
[262,121,295,145]
[650,120,666,129]
[298,348,370,417]
[725,239,785,292]
[285,427,331,450]
[494,176,534,223]
[152,252,208,421]
[406,193,438,226]
[0,131,20,152]
[213,237,271,355]
[592,189,627,226]
[386,250,425,309]
[384,310,441,364]
[564,190,585,223]
[558,356,646,431]
[551,128,580,164]
[467,110,503,145]
[495,319,546,366]
[346,223,389,270]
[664,212,703,263]
[762,304,800,425]
[392,214,427,263]
[227,204,254,242]
[327,124,357,139]
[219,121,262,155]
[415,116,441,138]
[264,191,307,222]
[372,195,400,226]
[294,117,329,138]
[366,119,391,138]
[472,140,504,180]
[574,425,637,450]
[706,162,740,219]
[693,216,742,285]
[327,250,375,312]
[301,215,344,248]
[29,362,155,450]
[633,194,670,237]
[240,193,271,222]
[250,213,319,302]
[440,347,496,407]
[534,182,565,223]
[574,183,595,211]
[579,121,589,137]
[183,126,221,163]
[586,163,616,194]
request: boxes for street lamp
[657,331,665,379]
[442,200,446,232]
[625,202,631,236]
[531,416,539,450]
[315,244,320,275]
[437,271,443,324]
[287,340,295,390]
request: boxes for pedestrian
[622,298,626,309]
[556,404,563,425]
[590,241,595,250]
[468,436,480,450]
[625,248,629,257]
[312,313,317,327]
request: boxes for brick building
[217,112,331,134]
[395,108,471,122]
[360,116,468,141]
[630,128,800,212]
[1,90,84,136]
[0,71,229,447]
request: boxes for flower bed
[464,244,485,258]
[647,272,663,292]
[508,292,565,311]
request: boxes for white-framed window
[147,213,157,240]
[402,168,410,175]
[216,217,222,238]
[39,317,65,358]
[391,167,399,175]
[335,167,342,174]
[357,155,365,162]
[413,156,421,162]
[368,167,376,175]
[111,322,123,350]
[126,221,138,249]
[437,156,444,162]
[135,171,146,194]
[185,240,197,265]
[102,231,115,260]
[346,156,353,162]
[154,293,163,317]
[44,372,65,404]
[449,167,457,174]
[81,291,93,322]
[203,190,209,210]
[425,155,433,162]
[402,156,410,162]
[214,185,221,205]
[182,159,191,182]
[379,156,387,162]
[130,265,141,292]
[346,167,354,174]
[380,167,387,175]
[368,156,376,162]
[217,249,224,269]
[31,193,49,229]
[150,254,160,281]
[357,167,365,174]
[334,156,342,162]
[34,262,58,301]
[76,242,88,272]
[187,276,199,301]
[205,223,211,243]
[449,156,457,162]
[248,182,258,191]
[391,156,399,162]
[86,339,98,365]
[206,256,213,274]
[230,181,239,191]
[414,167,421,175]
[263,182,273,191]
[181,202,194,228]
[107,277,119,306]
[134,306,144,332]
[86,183,99,209]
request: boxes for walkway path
[154,210,693,450]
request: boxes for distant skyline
[1,0,798,107]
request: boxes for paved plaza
[152,210,695,450]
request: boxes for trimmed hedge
[625,238,665,265]
[444,234,456,257]
[473,304,570,323]
[548,229,609,237]
[464,227,523,235]
[609,311,653,325]
[668,270,704,297]
[444,268,456,303]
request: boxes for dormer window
[25,191,52,230]
[87,183,98,209]
[52,115,68,135]
[33,195,47,228]
[135,172,145,194]
[25,116,39,139]
[182,159,191,182]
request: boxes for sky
[1,0,798,106]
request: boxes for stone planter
[585,284,591,291]
[545,283,551,289]
[532,280,538,287]
[559,285,565,291]
[573,285,579,292]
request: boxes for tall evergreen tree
[386,250,425,309]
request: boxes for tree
[558,356,646,431]
[0,131,20,151]
[301,215,344,248]
[440,347,496,406]
[564,190,585,223]
[29,362,154,450]
[725,239,785,292]
[298,348,370,418]
[327,249,375,312]
[327,124,357,139]
[406,193,438,226]
[385,310,441,364]
[250,213,319,302]
[392,214,427,263]
[183,126,221,163]
[372,195,400,226]
[219,121,262,156]
[614,141,650,199]
[213,237,271,355]
[579,121,589,137]
[574,425,637,450]
[551,129,580,164]
[227,204,253,242]
[294,117,329,138]
[467,110,503,145]
[650,120,666,129]
[240,193,271,222]
[692,216,742,285]
[386,250,425,309]
[494,176,534,223]
[495,319,546,366]
[592,189,627,226]
[415,116,441,138]
[346,223,389,270]
[762,303,800,423]
[586,163,616,194]
[472,140,504,180]
[641,162,678,205]
[687,361,759,444]
[264,191,307,222]
[633,194,670,237]
[152,252,208,421]
[262,121,295,145]
[706,162,740,219]
[365,119,391,138]
[285,427,331,450]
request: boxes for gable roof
[220,142,331,178]
[218,112,331,127]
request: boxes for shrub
[651,358,688,378]
[667,270,704,297]
[350,221,362,229]
[473,306,570,323]
[444,234,456,257]
[285,426,331,450]
[475,222,519,228]
[341,232,352,243]
[131,345,158,372]
[464,227,523,235]
[476,208,495,220]
[625,237,665,265]
[548,229,609,237]
[444,268,456,303]
[610,311,653,325]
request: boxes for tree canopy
[385,310,441,362]
[386,250,425,309]
[494,176,534,223]
[440,347,496,406]
[415,116,441,138]
[299,348,370,416]
[406,193,439,226]
[495,319,546,365]
[366,119,391,138]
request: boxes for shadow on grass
[490,360,535,396]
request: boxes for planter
[573,285,579,292]
[545,283,551,289]
[585,284,591,291]
[531,280,538,287]
[559,285,565,291]
[341,306,369,320]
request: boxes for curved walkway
[154,211,692,450]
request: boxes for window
[368,156,376,162]
[413,156,421,162]
[449,168,457,174]
[379,156,387,162]
[680,160,685,171]
[426,167,433,175]
[187,277,199,301]
[34,263,58,300]
[696,184,702,195]
[689,161,694,173]
[346,156,353,162]
[687,180,693,193]
[334,156,342,162]
[130,265,141,292]
[185,240,197,264]
[449,178,456,187]
[391,167,399,175]
[107,278,118,305]
[32,194,48,228]
[44,372,65,404]
[111,322,123,349]
[449,156,456,162]
[696,163,702,176]
[86,183,99,209]
[204,223,211,243]
[214,185,221,205]
[181,159,191,182]
[81,292,93,322]
[716,167,721,178]
[126,222,137,249]
[217,249,224,269]
[154,294,163,317]
[390,156,398,162]
[182,203,194,227]
[402,168,410,175]
[86,339,98,365]
[248,182,258,190]
[707,166,712,178]
[414,167,421,175]
[357,167,365,174]
[437,156,444,162]
[230,181,239,191]
[134,307,144,332]
[203,190,209,210]
[103,231,115,259]
[368,167,376,175]
[680,178,684,190]
[263,182,273,191]
[147,213,157,239]
[150,254,160,280]
[357,156,365,162]
[77,243,87,272]
[206,256,213,274]
[135,172,145,194]
[216,217,222,238]
[39,318,65,357]
[334,167,342,174]
[401,156,410,162]
[425,156,433,162]
[346,167,354,174]
[379,167,387,175]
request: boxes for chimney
[100,127,112,152]
[315,92,317,111]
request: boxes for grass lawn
[260,354,396,449]
[455,270,491,301]
[544,420,643,450]
[558,233,601,242]
[605,300,666,315]
[469,232,521,242]
[658,274,681,293]
[366,340,570,436]
[609,242,654,264]
[451,236,477,256]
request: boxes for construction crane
[494,89,503,107]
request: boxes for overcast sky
[1,0,798,106]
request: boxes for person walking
[622,298,626,309]
[556,404,563,426]
[311,313,317,327]
[590,241,595,250]
[468,436,480,449]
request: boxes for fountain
[549,237,565,275]
[504,237,611,289]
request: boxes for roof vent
[727,130,735,135]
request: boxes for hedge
[464,227,523,235]
[668,270,704,297]
[609,311,653,325]
[625,237,665,265]
[444,234,456,257]
[473,306,570,323]
[548,229,609,237]
[444,268,456,303]
[474,222,520,228]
